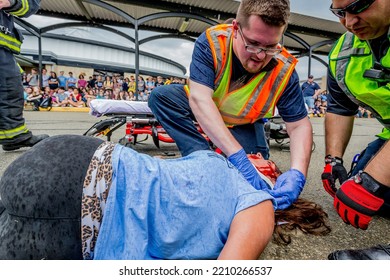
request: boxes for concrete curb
[24,107,90,113]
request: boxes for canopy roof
[35,0,345,55]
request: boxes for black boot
[2,134,50,151]
[328,244,390,260]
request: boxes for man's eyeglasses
[329,0,375,18]
[237,24,282,56]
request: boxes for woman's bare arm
[218,200,274,260]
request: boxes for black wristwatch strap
[325,155,343,165]
[353,171,389,197]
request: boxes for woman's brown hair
[248,153,331,246]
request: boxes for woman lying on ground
[0,135,330,260]
[0,135,275,260]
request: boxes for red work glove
[334,171,388,230]
[321,155,348,197]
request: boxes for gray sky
[26,1,340,81]
[291,0,337,21]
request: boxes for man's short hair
[236,0,290,27]
[308,75,314,79]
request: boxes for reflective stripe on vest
[17,62,23,73]
[0,124,29,140]
[10,0,30,17]
[0,32,22,54]
[205,24,297,126]
[329,32,390,133]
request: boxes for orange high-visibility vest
[186,24,297,126]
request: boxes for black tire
[275,138,285,144]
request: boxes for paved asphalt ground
[1,110,389,260]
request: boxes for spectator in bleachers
[22,72,29,87]
[128,76,136,93]
[128,90,136,101]
[64,87,75,103]
[113,75,123,90]
[320,99,327,115]
[319,90,327,102]
[41,68,50,88]
[95,75,104,89]
[112,88,121,100]
[312,99,322,117]
[20,70,193,105]
[164,77,171,85]
[67,87,85,107]
[137,76,146,101]
[26,86,43,111]
[103,76,113,90]
[23,86,32,106]
[96,88,105,99]
[58,71,68,88]
[26,68,39,87]
[105,89,114,99]
[77,74,88,89]
[172,77,182,84]
[156,76,165,87]
[66,72,77,89]
[145,76,155,95]
[48,71,59,90]
[52,87,69,107]
[43,86,53,96]
[122,77,129,92]
[40,86,53,109]
[84,89,96,107]
[356,107,372,118]
[119,90,129,100]
[88,74,97,89]
[301,75,321,114]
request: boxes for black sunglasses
[329,0,375,18]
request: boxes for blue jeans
[351,138,389,216]
[304,96,314,110]
[148,84,269,159]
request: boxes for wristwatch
[353,171,388,196]
[325,155,343,165]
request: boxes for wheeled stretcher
[84,100,306,152]
[84,99,208,148]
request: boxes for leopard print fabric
[81,141,115,260]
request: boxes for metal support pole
[308,48,313,77]
[134,20,140,101]
[38,35,43,88]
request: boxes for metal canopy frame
[17,0,339,86]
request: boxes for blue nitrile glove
[268,168,305,210]
[228,148,269,190]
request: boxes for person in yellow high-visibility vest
[321,0,390,260]
[149,0,313,211]
[0,0,48,151]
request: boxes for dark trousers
[351,138,390,215]
[148,84,270,159]
[0,48,31,145]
